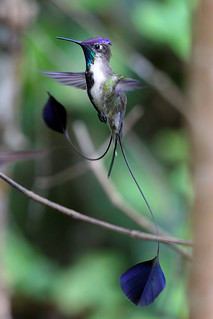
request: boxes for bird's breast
[88,60,107,109]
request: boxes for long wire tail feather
[117,135,159,256]
[65,131,113,161]
[107,134,118,178]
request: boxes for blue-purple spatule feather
[120,256,166,306]
[43,93,67,134]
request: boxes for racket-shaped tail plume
[117,134,166,306]
[120,256,166,306]
[43,93,112,161]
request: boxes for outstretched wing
[115,77,147,96]
[41,71,87,90]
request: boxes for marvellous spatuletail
[42,35,165,306]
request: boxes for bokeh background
[0,0,195,318]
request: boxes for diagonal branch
[0,172,192,248]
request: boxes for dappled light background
[0,0,195,318]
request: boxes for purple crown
[81,37,111,46]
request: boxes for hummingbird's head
[56,36,112,68]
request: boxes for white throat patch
[90,58,107,108]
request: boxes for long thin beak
[56,37,82,45]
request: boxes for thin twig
[73,122,192,261]
[0,172,192,247]
[35,161,88,189]
[126,50,189,120]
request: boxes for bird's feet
[98,112,107,123]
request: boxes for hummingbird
[42,37,144,175]
[42,36,166,306]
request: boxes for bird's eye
[94,44,103,50]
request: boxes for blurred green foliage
[2,0,195,318]
[132,0,195,59]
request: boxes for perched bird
[42,37,143,175]
[42,36,166,306]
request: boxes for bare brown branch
[0,172,192,248]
